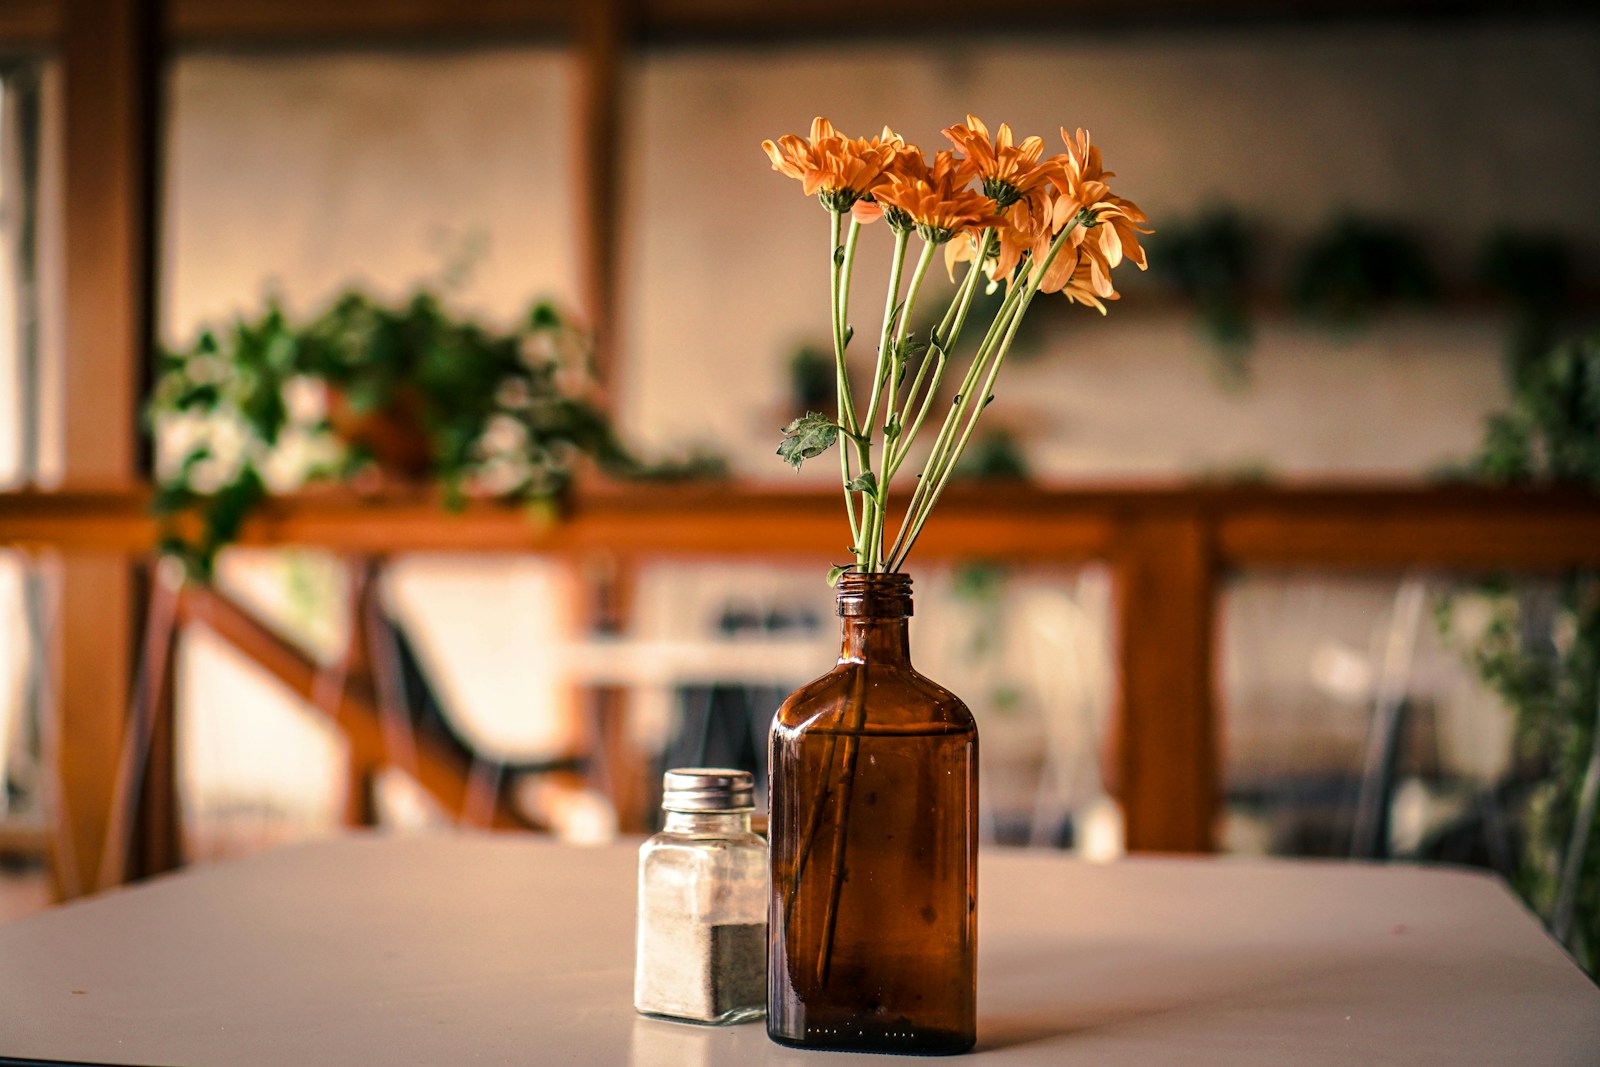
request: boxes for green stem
[890,222,1085,570]
[837,218,872,565]
[886,264,1030,566]
[782,730,843,927]
[816,649,872,984]
[886,348,945,483]
[936,230,995,359]
[861,228,910,444]
[885,234,991,481]
[867,239,936,570]
[828,211,862,553]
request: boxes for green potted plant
[148,288,716,577]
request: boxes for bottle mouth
[836,571,913,618]
[661,767,755,812]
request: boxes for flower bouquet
[761,114,1149,1055]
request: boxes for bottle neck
[839,615,912,664]
[661,809,753,835]
[835,573,913,665]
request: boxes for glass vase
[767,571,978,1054]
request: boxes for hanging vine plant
[1477,229,1576,387]
[1153,207,1258,384]
[1291,215,1439,327]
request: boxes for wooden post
[568,551,650,833]
[47,0,163,898]
[61,0,159,488]
[571,0,631,407]
[45,552,139,897]
[338,559,379,828]
[1112,513,1218,853]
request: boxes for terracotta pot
[325,385,434,482]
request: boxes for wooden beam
[124,561,184,880]
[1113,514,1217,853]
[169,0,569,46]
[571,0,630,408]
[4,483,1600,565]
[0,0,57,47]
[9,0,1594,49]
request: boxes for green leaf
[826,564,854,587]
[527,302,561,329]
[776,411,839,470]
[885,414,902,441]
[895,334,928,363]
[844,471,877,494]
[833,245,846,267]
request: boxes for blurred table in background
[0,836,1594,1066]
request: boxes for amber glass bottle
[767,572,978,1055]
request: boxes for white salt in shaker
[634,768,767,1024]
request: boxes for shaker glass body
[636,805,768,1024]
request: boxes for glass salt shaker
[635,768,767,1024]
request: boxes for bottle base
[767,1023,975,1056]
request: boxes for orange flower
[762,117,902,213]
[874,149,1003,245]
[943,199,1049,287]
[942,115,1062,212]
[849,129,922,226]
[1043,128,1152,276]
[1032,244,1120,314]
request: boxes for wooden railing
[7,479,1600,877]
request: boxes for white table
[0,836,1595,1065]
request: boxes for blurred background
[1,1,1599,969]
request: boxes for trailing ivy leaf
[845,471,878,494]
[776,411,839,470]
[150,484,196,516]
[826,563,854,587]
[175,382,221,412]
[528,302,561,329]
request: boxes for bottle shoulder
[771,661,977,734]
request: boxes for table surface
[0,836,1595,1066]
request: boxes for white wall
[620,23,1600,478]
[163,47,579,336]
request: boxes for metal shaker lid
[661,767,756,812]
